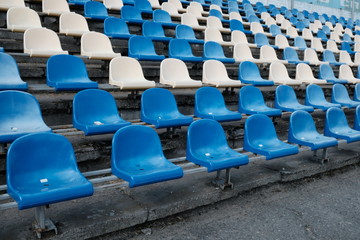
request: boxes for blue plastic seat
[295,21,306,31]
[254,33,278,49]
[289,110,338,150]
[46,55,98,90]
[238,61,274,86]
[342,33,353,43]
[269,24,282,37]
[305,84,341,111]
[73,89,131,135]
[187,119,249,172]
[121,6,147,24]
[331,84,360,108]
[229,19,252,35]
[289,17,298,25]
[244,114,299,160]
[322,25,331,35]
[141,88,193,128]
[318,15,326,23]
[322,50,345,66]
[319,64,348,84]
[270,8,280,17]
[153,9,178,27]
[308,14,315,23]
[0,91,51,143]
[275,85,314,112]
[283,47,309,64]
[0,53,27,90]
[302,18,310,27]
[325,107,360,143]
[7,132,94,210]
[175,25,204,44]
[169,39,203,62]
[248,14,262,24]
[194,87,242,122]
[228,1,239,10]
[354,105,360,130]
[111,125,183,187]
[203,41,235,63]
[317,30,328,41]
[297,13,305,21]
[68,0,90,5]
[142,21,172,42]
[104,17,133,39]
[294,36,308,50]
[209,9,229,23]
[284,10,293,19]
[239,86,281,116]
[341,42,356,54]
[134,0,153,14]
[128,36,165,61]
[84,1,108,20]
[211,0,225,8]
[354,83,360,101]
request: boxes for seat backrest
[354,42,360,52]
[250,22,264,34]
[186,5,202,17]
[24,28,63,52]
[160,58,191,83]
[84,1,108,18]
[306,84,328,103]
[81,32,114,54]
[135,0,152,12]
[238,61,262,81]
[129,36,156,55]
[230,19,245,32]
[269,62,291,80]
[233,43,254,60]
[330,32,340,42]
[162,2,179,15]
[294,36,307,49]
[104,17,130,36]
[260,45,280,61]
[231,30,249,44]
[244,114,280,146]
[333,83,352,102]
[283,47,300,61]
[339,50,353,64]
[239,85,267,110]
[121,5,142,20]
[317,30,327,39]
[181,13,200,27]
[59,12,89,35]
[204,28,223,42]
[0,52,23,83]
[339,64,355,79]
[153,9,172,23]
[260,12,271,20]
[311,37,324,51]
[254,33,270,46]
[207,16,223,29]
[104,0,124,10]
[322,25,330,34]
[319,64,336,80]
[168,39,194,57]
[296,63,314,80]
[269,24,281,36]
[7,7,41,31]
[142,21,165,38]
[209,4,222,12]
[189,1,203,11]
[203,60,230,83]
[289,110,318,139]
[302,28,313,40]
[326,40,339,52]
[209,9,224,20]
[342,33,352,43]
[295,21,306,31]
[275,34,290,48]
[304,48,320,62]
[323,50,337,62]
[168,0,183,10]
[175,24,197,40]
[42,0,70,14]
[195,87,228,114]
[286,26,298,38]
[0,0,25,9]
[276,85,299,106]
[326,107,350,131]
[110,56,147,84]
[229,12,243,22]
[203,41,226,58]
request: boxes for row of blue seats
[1,83,360,142]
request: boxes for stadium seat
[209,9,229,23]
[304,48,325,65]
[128,36,165,61]
[325,107,360,143]
[269,62,302,85]
[275,85,314,112]
[23,28,68,57]
[322,50,344,66]
[250,22,272,37]
[332,84,360,108]
[81,32,121,60]
[207,16,231,33]
[194,87,242,121]
[330,32,341,43]
[339,50,357,66]
[186,5,207,21]
[187,119,248,172]
[47,54,98,90]
[148,0,160,8]
[269,24,283,37]
[7,132,94,210]
[42,0,70,16]
[104,0,123,10]
[311,38,324,52]
[160,58,202,88]
[326,40,340,53]
[0,91,51,143]
[153,9,178,27]
[112,125,183,187]
[142,21,172,42]
[239,86,281,116]
[295,21,306,31]
[68,0,90,5]
[84,1,108,20]
[0,0,24,10]
[275,35,295,49]
[168,0,184,11]
[295,63,327,85]
[244,114,299,160]
[203,41,235,63]
[339,65,360,84]
[233,43,265,63]
[294,36,308,50]
[317,30,328,41]
[7,7,41,32]
[286,26,299,38]
[135,0,153,14]
[175,25,204,44]
[238,61,274,86]
[289,110,338,150]
[319,64,348,84]
[59,12,90,37]
[231,31,257,48]
[354,105,360,130]
[305,84,341,111]
[341,42,356,54]
[162,2,181,18]
[121,6,147,24]
[229,19,252,35]
[181,13,206,30]
[259,45,288,64]
[104,17,133,39]
[302,28,314,40]
[205,28,232,46]
[73,89,130,135]
[168,39,203,62]
[283,47,309,64]
[0,52,27,90]
[342,33,353,43]
[354,83,360,101]
[254,33,278,49]
[140,88,193,128]
[202,60,241,87]
[109,56,155,89]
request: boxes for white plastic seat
[7,7,41,32]
[160,58,202,88]
[204,28,232,46]
[339,50,357,66]
[186,6,206,21]
[354,42,360,52]
[355,25,360,31]
[280,19,291,30]
[309,23,319,34]
[231,30,256,48]
[81,32,121,60]
[259,45,288,64]
[229,12,249,25]
[354,52,360,65]
[23,28,68,57]
[209,5,228,17]
[42,0,70,16]
[326,40,340,53]
[314,20,322,29]
[250,22,272,37]
[260,12,271,21]
[59,12,90,37]
[202,60,241,87]
[275,34,298,49]
[304,48,325,65]
[325,21,333,30]
[189,1,205,14]
[339,64,360,84]
[335,23,344,32]
[302,28,314,40]
[181,13,206,31]
[233,43,266,63]
[330,32,341,43]
[295,63,327,84]
[168,0,185,12]
[311,38,324,52]
[344,28,354,38]
[286,26,299,38]
[265,17,277,26]
[109,56,155,89]
[269,61,302,85]
[104,0,123,10]
[207,16,230,33]
[161,2,181,18]
[275,14,285,24]
[0,0,24,10]
[354,35,360,43]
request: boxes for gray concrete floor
[99,165,360,240]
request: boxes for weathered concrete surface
[1,142,359,239]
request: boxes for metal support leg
[211,169,234,190]
[34,206,58,239]
[312,148,329,165]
